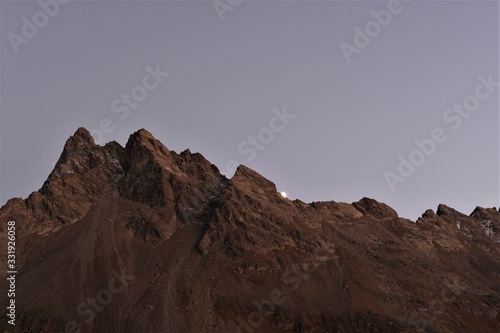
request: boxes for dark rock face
[0,128,499,333]
[352,197,398,219]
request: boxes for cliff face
[1,128,499,333]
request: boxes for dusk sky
[0,0,498,220]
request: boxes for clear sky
[0,0,498,220]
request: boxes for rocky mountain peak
[421,208,437,218]
[231,164,278,195]
[470,206,499,220]
[26,128,125,229]
[436,203,465,217]
[56,127,99,172]
[352,197,398,219]
[72,126,94,140]
[126,128,163,149]
[122,128,175,174]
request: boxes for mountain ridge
[0,127,499,333]
[2,127,497,229]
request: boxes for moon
[280,192,287,198]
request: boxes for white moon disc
[280,192,287,198]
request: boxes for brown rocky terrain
[0,128,499,333]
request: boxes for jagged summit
[1,128,499,332]
[436,203,465,217]
[1,127,498,232]
[132,127,156,140]
[471,206,500,219]
[71,126,94,142]
[125,128,169,152]
[231,164,278,194]
[352,197,398,219]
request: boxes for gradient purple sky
[1,0,498,220]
